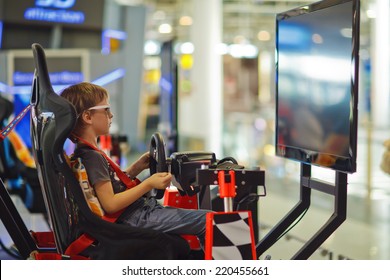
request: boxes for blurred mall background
[0,0,389,259]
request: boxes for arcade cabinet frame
[257,0,360,259]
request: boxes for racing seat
[29,43,190,259]
[0,96,45,213]
[0,96,15,180]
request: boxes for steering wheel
[149,132,168,199]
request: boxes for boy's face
[88,98,113,136]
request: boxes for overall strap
[64,233,95,257]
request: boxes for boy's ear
[81,111,93,124]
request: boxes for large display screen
[275,0,360,173]
[159,40,178,154]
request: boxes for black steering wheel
[149,132,168,199]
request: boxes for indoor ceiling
[114,0,373,51]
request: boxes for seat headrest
[31,43,54,96]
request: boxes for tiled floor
[258,173,390,260]
[0,195,50,260]
[1,126,389,260]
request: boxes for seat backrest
[30,43,81,253]
[29,43,190,259]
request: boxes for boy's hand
[146,172,172,190]
[135,152,150,171]
[126,152,150,177]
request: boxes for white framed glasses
[87,104,110,111]
[87,104,111,114]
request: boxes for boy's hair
[60,82,108,115]
[60,82,109,134]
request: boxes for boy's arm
[125,152,150,178]
[94,172,171,214]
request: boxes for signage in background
[0,0,105,49]
[13,56,83,86]
[12,54,84,148]
[0,0,105,29]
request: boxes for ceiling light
[144,40,161,55]
[153,11,166,21]
[257,30,270,41]
[158,23,172,34]
[179,16,193,26]
[366,9,376,19]
[180,42,194,54]
[312,33,323,44]
[229,44,258,58]
[340,28,352,38]
[115,0,143,6]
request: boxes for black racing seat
[30,43,190,259]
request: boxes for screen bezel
[275,0,360,173]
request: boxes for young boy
[60,82,209,242]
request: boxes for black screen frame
[275,0,360,173]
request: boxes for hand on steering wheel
[149,132,169,199]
